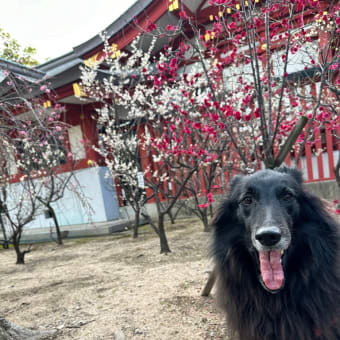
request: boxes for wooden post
[201,268,217,296]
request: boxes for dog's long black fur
[212,167,340,340]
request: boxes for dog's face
[231,168,302,293]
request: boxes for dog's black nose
[255,228,282,247]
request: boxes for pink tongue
[259,250,284,291]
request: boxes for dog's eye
[241,196,253,205]
[281,192,294,201]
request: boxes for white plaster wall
[2,167,120,232]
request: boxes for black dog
[212,167,340,340]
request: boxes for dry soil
[0,218,228,339]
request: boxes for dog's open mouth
[258,250,285,293]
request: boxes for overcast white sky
[0,0,137,62]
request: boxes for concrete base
[1,219,130,244]
[305,180,339,201]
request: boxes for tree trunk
[133,209,140,239]
[334,154,340,190]
[274,116,308,167]
[141,212,160,236]
[0,316,56,339]
[209,203,214,218]
[12,235,26,265]
[158,214,171,254]
[14,246,26,265]
[48,205,62,245]
[167,210,175,224]
[202,212,211,232]
[0,214,9,249]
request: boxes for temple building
[0,0,338,239]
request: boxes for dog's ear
[276,166,303,184]
[211,184,243,259]
[212,175,242,229]
[211,197,240,238]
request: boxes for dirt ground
[0,219,228,339]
